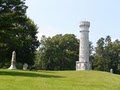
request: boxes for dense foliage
[0,0,39,67]
[92,36,120,72]
[36,34,79,70]
[36,35,120,71]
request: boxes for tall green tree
[109,39,120,71]
[0,0,39,67]
[92,36,120,72]
[16,18,40,65]
[38,34,79,70]
[93,37,105,70]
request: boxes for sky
[25,0,120,46]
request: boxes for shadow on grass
[0,70,64,78]
[38,70,57,73]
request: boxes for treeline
[91,36,120,72]
[0,0,39,68]
[36,35,120,72]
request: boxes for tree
[92,35,120,72]
[37,34,79,70]
[0,0,39,67]
[16,18,40,65]
[109,39,120,72]
[93,37,105,70]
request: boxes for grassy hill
[0,69,120,90]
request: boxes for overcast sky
[25,0,120,45]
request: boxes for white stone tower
[76,21,91,70]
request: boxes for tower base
[76,61,91,70]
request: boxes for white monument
[8,51,17,69]
[76,21,91,70]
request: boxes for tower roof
[79,21,90,28]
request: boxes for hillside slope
[0,69,120,90]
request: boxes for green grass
[0,69,120,90]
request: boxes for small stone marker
[23,63,28,70]
[110,69,113,73]
[8,51,17,70]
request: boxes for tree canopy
[92,36,120,72]
[37,34,79,70]
[0,0,39,67]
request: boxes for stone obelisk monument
[76,21,91,70]
[8,51,17,69]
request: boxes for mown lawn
[0,69,120,90]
